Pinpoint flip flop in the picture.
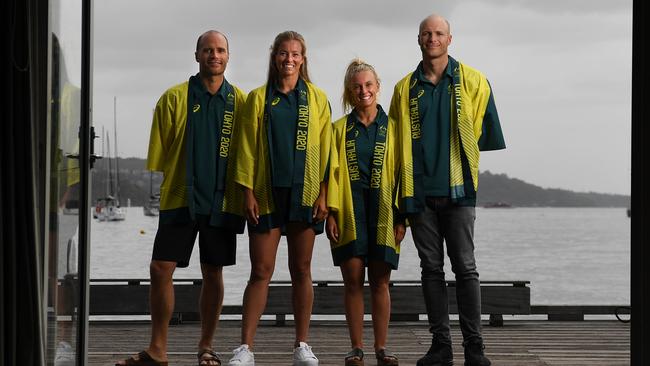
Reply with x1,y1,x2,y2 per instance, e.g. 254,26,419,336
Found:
345,347,364,366
197,348,222,366
115,350,168,366
376,348,398,366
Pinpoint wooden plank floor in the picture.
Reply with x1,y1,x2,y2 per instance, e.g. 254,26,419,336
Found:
90,320,629,365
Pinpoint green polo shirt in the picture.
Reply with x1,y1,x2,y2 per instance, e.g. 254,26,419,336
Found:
350,109,380,189
414,59,505,199
269,78,306,187
413,62,453,197
189,75,227,215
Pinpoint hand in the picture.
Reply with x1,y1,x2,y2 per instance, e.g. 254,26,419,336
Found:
393,223,406,245
326,215,339,243
312,193,328,223
243,188,259,226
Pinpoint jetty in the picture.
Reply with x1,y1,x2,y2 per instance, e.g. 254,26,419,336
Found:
89,319,629,365
77,279,631,365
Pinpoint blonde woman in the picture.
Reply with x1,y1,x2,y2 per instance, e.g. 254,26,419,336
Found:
327,59,405,366
228,31,331,366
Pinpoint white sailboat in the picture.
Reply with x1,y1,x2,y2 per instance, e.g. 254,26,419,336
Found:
143,171,160,217
95,97,126,221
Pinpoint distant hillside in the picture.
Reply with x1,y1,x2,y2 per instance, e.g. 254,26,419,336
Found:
92,158,630,207
477,171,629,207
91,157,161,206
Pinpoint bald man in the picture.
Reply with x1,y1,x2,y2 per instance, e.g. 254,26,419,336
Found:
389,14,505,366
116,30,247,366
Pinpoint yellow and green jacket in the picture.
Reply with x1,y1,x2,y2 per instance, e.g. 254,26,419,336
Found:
389,58,503,212
146,78,247,231
327,110,401,267
233,80,331,231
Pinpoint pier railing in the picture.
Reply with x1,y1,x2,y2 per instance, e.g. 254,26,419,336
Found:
65,278,629,325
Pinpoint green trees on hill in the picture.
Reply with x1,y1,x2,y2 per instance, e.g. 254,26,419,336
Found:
92,158,630,208
477,171,629,207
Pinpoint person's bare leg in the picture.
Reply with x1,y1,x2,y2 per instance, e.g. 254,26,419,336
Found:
368,260,392,352
116,260,176,365
286,223,316,347
240,229,281,348
198,263,224,351
147,260,176,361
340,257,366,350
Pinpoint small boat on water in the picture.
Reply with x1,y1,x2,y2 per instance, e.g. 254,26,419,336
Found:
483,201,513,208
143,193,160,217
143,171,160,217
94,97,126,222
94,195,125,221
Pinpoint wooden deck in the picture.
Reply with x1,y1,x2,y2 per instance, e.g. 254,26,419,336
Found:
89,319,629,365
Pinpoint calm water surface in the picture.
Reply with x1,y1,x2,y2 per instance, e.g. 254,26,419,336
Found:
89,207,630,305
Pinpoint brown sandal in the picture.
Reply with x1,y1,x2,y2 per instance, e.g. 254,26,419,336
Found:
376,348,398,366
345,348,364,366
198,348,222,366
115,350,168,366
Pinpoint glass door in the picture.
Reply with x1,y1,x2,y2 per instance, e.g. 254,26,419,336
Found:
46,0,90,364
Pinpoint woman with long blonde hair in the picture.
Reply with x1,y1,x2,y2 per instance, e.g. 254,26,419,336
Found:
228,31,331,366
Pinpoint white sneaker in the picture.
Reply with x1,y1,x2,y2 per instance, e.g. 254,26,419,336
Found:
293,342,318,366
228,344,255,366
54,341,75,366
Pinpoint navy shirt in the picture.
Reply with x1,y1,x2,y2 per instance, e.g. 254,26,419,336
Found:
189,76,227,214
413,62,453,197
413,58,505,199
350,110,380,189
269,79,306,187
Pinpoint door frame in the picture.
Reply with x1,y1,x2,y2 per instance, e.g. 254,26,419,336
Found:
75,0,93,363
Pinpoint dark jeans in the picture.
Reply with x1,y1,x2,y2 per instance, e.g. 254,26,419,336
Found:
409,197,483,344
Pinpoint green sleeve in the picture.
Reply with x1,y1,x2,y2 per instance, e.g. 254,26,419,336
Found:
478,83,506,151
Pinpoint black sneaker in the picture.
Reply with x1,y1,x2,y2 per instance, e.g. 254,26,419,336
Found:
416,337,453,366
463,341,491,366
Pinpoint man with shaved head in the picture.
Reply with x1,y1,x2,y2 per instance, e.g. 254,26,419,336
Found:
117,30,247,366
389,14,505,366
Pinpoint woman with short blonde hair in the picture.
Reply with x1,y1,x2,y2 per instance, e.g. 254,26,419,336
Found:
327,58,405,366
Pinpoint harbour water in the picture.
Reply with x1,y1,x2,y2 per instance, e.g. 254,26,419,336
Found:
89,207,630,306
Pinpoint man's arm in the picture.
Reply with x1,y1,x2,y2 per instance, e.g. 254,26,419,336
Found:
477,83,506,151
146,92,174,171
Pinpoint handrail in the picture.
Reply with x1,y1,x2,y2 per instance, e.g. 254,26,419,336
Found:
88,278,531,286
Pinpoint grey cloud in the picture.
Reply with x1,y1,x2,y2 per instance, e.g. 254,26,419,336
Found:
486,0,631,14
95,1,457,48
91,0,632,194
449,2,631,47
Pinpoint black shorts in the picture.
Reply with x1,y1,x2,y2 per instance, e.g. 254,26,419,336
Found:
248,187,322,234
271,187,293,228
152,214,236,267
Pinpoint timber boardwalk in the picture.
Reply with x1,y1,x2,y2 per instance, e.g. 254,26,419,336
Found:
84,279,629,364
90,319,629,365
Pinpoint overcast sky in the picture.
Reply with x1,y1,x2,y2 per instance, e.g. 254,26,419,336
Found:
80,0,631,195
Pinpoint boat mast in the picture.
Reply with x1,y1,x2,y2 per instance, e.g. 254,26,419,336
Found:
106,131,113,197
102,126,108,198
113,96,121,204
